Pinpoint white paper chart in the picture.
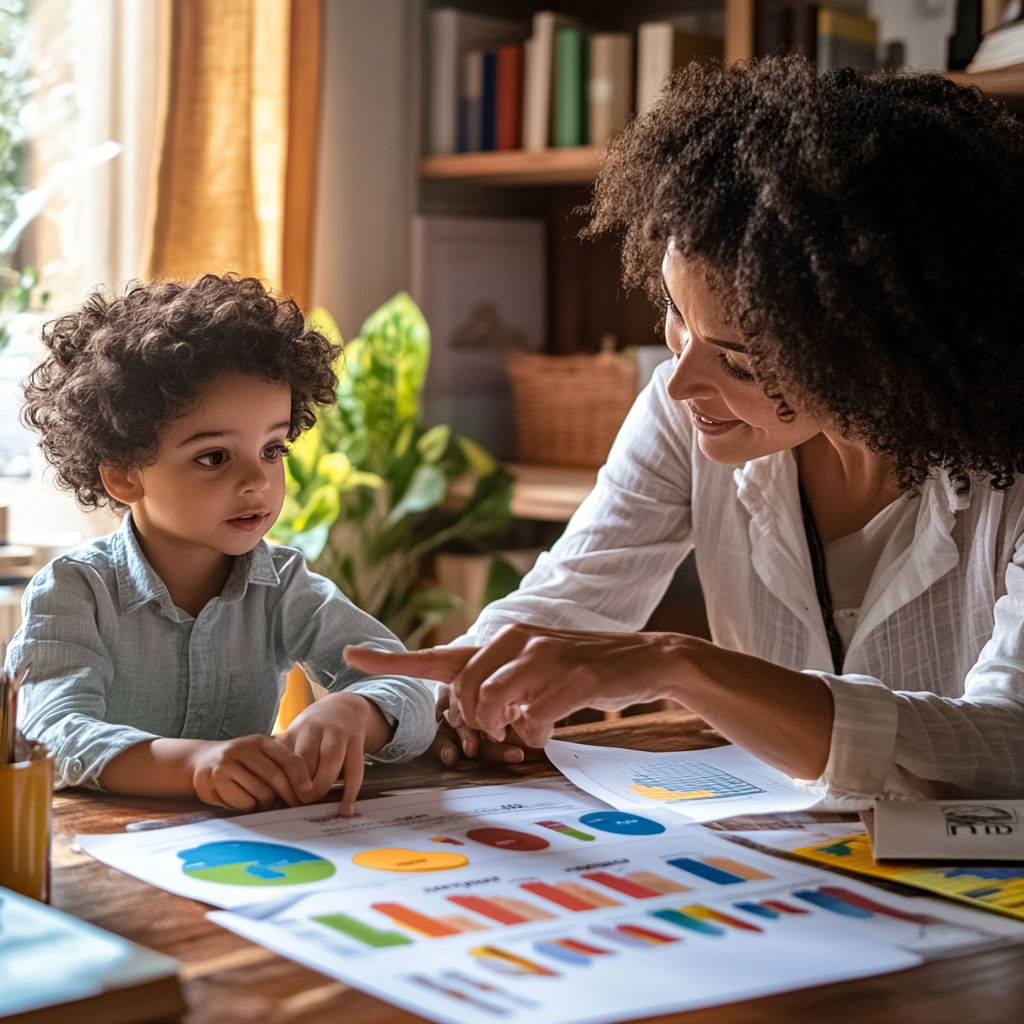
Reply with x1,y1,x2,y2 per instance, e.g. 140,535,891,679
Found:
76,779,1024,1024
545,741,820,822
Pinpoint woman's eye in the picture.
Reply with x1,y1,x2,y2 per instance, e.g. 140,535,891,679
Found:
264,443,291,462
718,350,755,382
196,450,227,467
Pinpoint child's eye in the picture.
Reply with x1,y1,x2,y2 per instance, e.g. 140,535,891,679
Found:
195,450,227,467
264,443,291,462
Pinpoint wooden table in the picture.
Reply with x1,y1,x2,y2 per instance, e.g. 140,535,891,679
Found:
52,712,1024,1024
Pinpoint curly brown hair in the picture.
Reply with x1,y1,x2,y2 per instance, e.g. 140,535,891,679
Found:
23,275,341,511
585,56,1024,491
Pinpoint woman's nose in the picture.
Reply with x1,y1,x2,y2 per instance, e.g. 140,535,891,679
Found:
666,338,716,402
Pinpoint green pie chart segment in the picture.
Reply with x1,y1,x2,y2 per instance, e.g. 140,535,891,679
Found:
178,840,336,886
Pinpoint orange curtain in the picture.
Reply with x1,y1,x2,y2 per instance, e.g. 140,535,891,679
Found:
145,0,322,308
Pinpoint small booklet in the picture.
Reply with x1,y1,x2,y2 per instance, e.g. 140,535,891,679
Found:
869,799,1024,862
0,886,185,1024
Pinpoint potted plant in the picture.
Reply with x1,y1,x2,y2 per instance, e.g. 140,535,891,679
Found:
270,293,518,647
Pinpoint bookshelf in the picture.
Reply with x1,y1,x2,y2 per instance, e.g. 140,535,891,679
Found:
419,145,604,185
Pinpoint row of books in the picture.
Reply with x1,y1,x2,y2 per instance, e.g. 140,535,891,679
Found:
756,3,878,71
428,8,721,155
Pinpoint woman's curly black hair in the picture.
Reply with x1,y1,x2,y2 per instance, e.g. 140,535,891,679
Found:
23,274,341,511
585,56,1024,491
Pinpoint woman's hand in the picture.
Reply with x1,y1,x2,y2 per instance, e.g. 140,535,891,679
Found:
278,692,395,816
347,624,683,748
346,624,835,780
431,685,546,766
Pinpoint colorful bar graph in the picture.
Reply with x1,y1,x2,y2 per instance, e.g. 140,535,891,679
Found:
667,857,746,885
793,889,874,918
734,901,780,920
762,900,808,915
371,902,468,937
649,907,725,936
582,872,662,899
534,937,612,966
438,914,490,933
536,820,595,841
817,886,939,925
520,881,621,912
626,870,691,895
446,895,553,925
470,945,559,977
682,904,763,932
591,923,680,948
314,913,413,948
700,857,774,881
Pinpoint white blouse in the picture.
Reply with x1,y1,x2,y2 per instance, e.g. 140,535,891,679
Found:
462,360,1024,802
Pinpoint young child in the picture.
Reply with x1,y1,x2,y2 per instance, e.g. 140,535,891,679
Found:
5,274,435,815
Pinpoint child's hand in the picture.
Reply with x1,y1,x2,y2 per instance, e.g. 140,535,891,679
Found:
188,735,316,811
278,692,394,816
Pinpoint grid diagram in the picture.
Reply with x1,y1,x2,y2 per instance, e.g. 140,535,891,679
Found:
628,762,766,802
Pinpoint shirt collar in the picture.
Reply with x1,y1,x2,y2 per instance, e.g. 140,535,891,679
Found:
113,512,281,616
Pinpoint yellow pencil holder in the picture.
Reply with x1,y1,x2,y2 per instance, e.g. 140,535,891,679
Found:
0,757,53,902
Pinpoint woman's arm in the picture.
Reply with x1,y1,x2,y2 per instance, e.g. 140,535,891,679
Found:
345,625,835,780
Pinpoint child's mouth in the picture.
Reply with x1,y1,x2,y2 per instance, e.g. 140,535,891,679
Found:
227,512,268,532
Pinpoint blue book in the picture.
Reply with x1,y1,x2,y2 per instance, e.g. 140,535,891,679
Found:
481,49,498,151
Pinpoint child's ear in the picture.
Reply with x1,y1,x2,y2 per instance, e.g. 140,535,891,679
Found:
99,464,144,505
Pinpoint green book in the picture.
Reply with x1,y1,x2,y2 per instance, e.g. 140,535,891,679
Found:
555,28,589,147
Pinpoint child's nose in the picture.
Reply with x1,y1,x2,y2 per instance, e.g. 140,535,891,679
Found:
238,459,271,492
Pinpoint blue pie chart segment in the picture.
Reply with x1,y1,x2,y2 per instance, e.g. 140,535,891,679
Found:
579,811,666,836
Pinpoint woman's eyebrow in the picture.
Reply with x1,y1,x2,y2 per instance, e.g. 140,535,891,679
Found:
660,270,747,353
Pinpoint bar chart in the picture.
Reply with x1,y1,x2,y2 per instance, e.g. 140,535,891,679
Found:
446,895,555,925
520,881,622,912
667,856,775,885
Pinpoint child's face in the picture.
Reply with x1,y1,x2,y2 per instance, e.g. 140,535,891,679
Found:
127,372,292,558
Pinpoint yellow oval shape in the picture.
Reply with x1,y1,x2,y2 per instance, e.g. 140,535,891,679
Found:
352,847,469,873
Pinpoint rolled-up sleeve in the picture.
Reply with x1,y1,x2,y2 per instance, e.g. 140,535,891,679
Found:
274,552,436,761
11,562,158,789
803,549,1024,801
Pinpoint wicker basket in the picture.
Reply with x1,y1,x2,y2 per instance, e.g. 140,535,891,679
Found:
507,349,637,468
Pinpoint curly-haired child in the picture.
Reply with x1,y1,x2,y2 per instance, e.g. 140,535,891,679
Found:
6,274,435,815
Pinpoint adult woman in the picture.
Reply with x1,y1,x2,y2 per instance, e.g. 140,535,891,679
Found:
348,58,1024,801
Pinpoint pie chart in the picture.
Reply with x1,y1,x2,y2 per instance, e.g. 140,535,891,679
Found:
178,840,335,886
466,828,550,851
352,847,470,872
578,811,666,835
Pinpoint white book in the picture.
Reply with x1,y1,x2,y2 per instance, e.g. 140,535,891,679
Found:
589,32,633,148
523,10,575,152
637,22,675,114
871,799,1024,861
429,8,527,155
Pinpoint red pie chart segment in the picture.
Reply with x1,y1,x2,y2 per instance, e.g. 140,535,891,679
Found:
466,828,550,851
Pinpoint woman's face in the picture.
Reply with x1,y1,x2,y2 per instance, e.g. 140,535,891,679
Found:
662,246,826,464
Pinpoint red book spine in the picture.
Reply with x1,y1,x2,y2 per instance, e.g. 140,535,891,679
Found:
496,43,524,150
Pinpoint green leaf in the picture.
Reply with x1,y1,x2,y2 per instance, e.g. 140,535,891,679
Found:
484,558,524,606
291,523,330,562
383,463,446,528
292,484,341,533
458,435,497,477
316,452,352,486
417,424,450,464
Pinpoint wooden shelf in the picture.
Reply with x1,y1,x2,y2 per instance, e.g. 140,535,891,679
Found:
418,146,605,186
446,463,598,522
947,62,1024,107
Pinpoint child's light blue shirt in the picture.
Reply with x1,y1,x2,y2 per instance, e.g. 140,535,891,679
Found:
7,514,436,788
